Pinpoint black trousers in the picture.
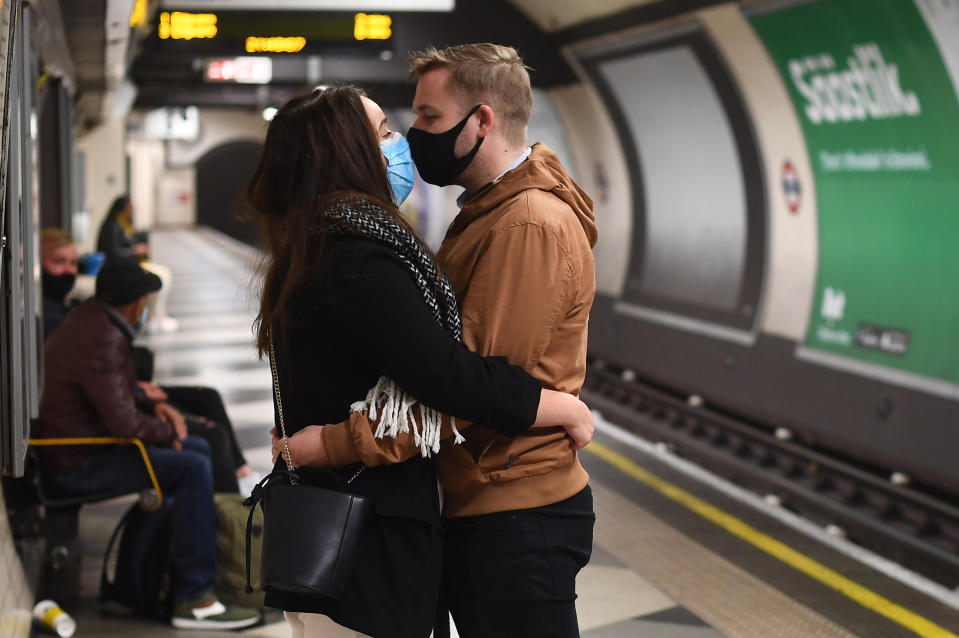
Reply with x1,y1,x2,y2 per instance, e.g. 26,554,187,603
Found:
163,386,246,493
443,486,594,638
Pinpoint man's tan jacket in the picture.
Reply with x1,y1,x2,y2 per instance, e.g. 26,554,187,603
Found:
324,142,598,517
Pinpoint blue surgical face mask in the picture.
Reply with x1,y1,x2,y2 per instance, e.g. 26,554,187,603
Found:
135,304,150,333
380,132,415,205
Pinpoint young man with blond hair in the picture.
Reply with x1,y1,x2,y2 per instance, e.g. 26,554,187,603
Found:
403,42,598,637
40,228,80,339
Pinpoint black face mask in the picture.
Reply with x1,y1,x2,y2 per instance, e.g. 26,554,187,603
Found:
407,104,485,186
42,270,76,302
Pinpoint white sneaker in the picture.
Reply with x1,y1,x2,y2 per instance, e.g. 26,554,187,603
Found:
238,471,264,498
149,316,179,333
171,597,260,630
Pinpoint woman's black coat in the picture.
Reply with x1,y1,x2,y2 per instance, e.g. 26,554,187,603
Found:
265,235,541,637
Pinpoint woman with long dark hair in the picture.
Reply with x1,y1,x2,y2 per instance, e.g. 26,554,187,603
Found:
248,86,592,637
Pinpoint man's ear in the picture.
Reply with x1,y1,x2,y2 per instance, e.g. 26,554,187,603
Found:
476,104,495,137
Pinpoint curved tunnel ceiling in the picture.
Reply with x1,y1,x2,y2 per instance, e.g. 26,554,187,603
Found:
510,0,661,31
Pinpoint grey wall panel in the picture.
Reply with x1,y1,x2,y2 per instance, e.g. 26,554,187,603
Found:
598,45,746,311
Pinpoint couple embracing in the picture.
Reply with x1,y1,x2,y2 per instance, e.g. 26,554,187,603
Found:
249,43,598,638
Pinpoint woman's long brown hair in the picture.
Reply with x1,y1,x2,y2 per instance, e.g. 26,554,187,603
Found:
247,85,411,358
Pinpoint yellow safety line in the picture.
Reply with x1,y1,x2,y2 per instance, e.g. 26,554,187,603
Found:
585,441,959,638
30,437,163,509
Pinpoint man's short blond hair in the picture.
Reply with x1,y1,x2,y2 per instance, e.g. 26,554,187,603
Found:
41,228,74,254
410,43,532,146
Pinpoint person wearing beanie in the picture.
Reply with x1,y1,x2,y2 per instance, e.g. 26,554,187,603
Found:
34,260,260,630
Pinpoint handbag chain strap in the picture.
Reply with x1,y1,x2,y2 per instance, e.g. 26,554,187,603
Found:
268,336,365,485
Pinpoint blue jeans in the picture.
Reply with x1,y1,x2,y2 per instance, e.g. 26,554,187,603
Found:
51,436,217,603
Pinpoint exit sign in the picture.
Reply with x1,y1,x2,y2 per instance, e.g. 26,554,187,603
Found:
205,57,272,83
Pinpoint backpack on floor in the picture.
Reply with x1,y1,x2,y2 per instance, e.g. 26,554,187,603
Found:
214,493,265,608
100,499,175,620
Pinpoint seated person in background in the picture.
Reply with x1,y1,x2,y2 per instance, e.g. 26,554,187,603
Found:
97,195,177,333
33,261,260,630
41,227,258,494
40,228,78,340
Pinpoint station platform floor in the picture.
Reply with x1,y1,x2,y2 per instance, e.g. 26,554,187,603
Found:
32,227,959,638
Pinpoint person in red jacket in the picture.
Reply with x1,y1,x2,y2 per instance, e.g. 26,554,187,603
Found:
33,261,260,631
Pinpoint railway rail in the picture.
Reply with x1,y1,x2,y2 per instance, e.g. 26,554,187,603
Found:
581,358,959,589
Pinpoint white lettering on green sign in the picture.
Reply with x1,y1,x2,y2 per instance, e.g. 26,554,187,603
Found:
789,43,920,124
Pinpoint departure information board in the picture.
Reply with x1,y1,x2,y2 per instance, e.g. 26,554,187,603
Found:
151,10,392,55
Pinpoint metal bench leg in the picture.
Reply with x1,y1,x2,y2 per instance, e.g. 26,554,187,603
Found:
44,505,80,570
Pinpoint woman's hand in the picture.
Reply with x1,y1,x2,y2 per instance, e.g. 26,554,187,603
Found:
536,390,594,450
271,425,332,468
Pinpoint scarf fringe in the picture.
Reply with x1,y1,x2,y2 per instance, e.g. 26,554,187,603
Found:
350,376,464,457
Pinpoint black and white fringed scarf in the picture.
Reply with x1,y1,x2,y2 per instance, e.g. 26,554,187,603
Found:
321,197,464,456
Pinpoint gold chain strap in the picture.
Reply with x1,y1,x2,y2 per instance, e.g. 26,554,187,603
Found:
268,336,364,484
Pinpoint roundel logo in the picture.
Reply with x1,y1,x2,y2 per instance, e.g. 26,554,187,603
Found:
782,161,801,213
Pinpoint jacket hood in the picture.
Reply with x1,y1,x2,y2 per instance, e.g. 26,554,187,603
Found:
452,143,598,247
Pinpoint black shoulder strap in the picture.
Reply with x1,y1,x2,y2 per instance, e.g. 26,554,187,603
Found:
99,504,139,600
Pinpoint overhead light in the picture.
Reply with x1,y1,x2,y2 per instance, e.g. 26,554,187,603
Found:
246,36,307,53
159,12,218,40
354,13,391,40
130,0,149,27
263,107,278,121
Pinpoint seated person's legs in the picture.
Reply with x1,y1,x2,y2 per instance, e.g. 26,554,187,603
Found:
135,382,256,492
162,386,248,471
163,386,258,489
184,416,239,493
49,436,217,605
140,261,177,332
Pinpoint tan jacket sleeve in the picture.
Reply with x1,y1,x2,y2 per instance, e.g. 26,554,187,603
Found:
323,412,469,467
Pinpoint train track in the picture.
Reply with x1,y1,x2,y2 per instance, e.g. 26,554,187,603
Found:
581,359,959,589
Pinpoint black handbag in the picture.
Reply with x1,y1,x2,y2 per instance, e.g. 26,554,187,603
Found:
243,340,372,599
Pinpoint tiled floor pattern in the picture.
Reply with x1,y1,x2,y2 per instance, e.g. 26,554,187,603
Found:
36,228,728,637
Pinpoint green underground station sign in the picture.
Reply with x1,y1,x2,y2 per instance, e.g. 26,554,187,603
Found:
752,0,959,388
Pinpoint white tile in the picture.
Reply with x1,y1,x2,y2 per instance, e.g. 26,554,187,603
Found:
170,313,256,331
242,620,293,637
136,325,256,348
153,345,261,367
244,445,275,473
228,400,276,427
153,366,272,392
576,564,675,631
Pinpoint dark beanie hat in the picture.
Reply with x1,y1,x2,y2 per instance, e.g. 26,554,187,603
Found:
95,260,162,306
